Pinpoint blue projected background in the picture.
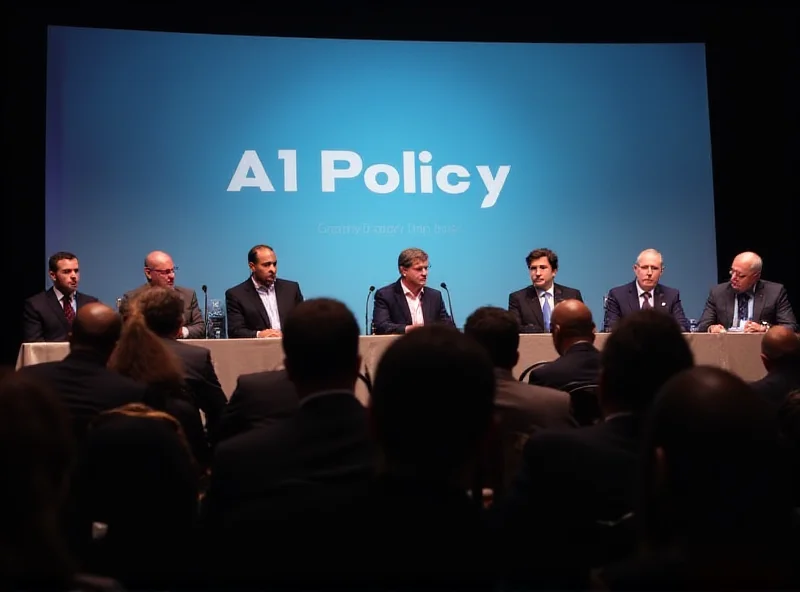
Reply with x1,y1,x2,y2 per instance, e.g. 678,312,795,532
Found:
45,26,717,331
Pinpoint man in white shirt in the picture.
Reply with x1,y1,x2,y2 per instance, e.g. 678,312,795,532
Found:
372,247,454,335
225,244,304,339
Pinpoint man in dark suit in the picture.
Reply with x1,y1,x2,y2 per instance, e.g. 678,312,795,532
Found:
603,248,690,332
697,251,798,333
120,250,204,339
215,369,299,443
202,298,375,588
18,301,146,442
225,244,304,339
495,310,695,589
465,306,576,492
508,248,582,333
22,251,99,342
749,325,800,409
528,299,602,391
134,286,227,444
372,247,454,335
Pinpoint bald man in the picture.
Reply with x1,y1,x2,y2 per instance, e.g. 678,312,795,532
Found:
120,250,205,338
697,251,797,333
603,249,690,332
17,302,147,441
749,325,800,408
527,299,602,391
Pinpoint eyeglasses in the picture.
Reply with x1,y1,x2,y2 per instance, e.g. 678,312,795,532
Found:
729,269,751,279
148,267,179,276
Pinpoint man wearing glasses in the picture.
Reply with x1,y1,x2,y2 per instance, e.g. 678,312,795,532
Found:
696,251,797,333
372,247,454,335
120,250,205,339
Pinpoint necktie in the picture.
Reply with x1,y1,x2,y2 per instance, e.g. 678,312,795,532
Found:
542,292,552,330
641,292,652,309
737,292,750,325
63,297,75,324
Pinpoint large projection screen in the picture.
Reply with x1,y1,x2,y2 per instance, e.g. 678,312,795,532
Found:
46,27,716,331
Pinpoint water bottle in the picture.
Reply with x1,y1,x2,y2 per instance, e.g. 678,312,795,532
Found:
689,318,698,333
207,299,226,339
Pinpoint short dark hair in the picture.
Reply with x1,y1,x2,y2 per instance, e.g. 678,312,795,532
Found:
600,309,693,413
133,287,184,337
398,248,428,269
282,298,360,383
48,251,78,273
248,245,275,265
371,325,495,472
525,248,558,270
464,306,519,369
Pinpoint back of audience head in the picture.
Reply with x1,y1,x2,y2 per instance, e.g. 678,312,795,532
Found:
282,298,361,396
550,299,596,354
129,286,184,338
760,325,800,371
0,370,75,585
640,366,791,551
464,306,519,370
69,302,123,360
92,403,193,460
600,309,693,416
107,292,185,398
370,325,495,484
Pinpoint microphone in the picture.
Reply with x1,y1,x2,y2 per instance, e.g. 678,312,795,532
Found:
201,284,208,339
365,285,375,335
440,282,456,327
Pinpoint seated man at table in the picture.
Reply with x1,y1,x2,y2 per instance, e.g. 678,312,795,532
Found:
22,251,99,342
120,250,205,339
697,251,798,333
508,248,583,333
225,244,304,339
372,247,454,335
603,248,690,332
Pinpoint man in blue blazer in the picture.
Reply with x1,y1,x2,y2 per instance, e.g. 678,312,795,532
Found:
603,249,690,332
372,248,454,335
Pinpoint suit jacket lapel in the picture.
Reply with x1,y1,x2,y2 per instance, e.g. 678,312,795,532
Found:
422,288,437,323
722,285,735,328
246,280,272,328
626,282,639,314
46,288,71,333
274,280,292,325
653,285,667,310
75,292,89,310
553,284,564,305
526,286,545,327
752,281,765,322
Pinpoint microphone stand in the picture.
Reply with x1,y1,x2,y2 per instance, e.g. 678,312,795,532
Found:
440,282,456,327
201,284,208,339
365,286,375,335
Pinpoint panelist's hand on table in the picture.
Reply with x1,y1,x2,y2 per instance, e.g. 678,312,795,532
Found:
257,329,282,338
708,321,767,334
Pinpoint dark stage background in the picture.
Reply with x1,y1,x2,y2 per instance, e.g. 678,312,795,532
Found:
3,4,798,364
